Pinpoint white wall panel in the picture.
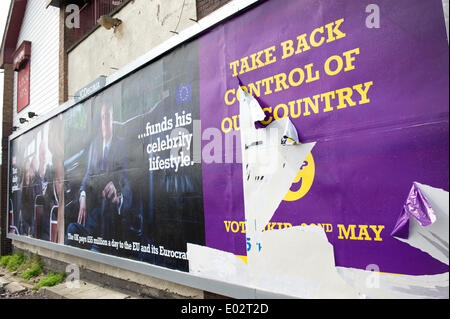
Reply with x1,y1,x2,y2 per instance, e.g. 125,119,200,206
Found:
13,0,59,128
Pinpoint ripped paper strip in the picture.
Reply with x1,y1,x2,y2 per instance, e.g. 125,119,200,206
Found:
188,88,360,298
188,226,360,298
337,267,449,299
238,88,358,297
237,87,314,234
391,183,436,238
280,116,299,145
392,182,449,266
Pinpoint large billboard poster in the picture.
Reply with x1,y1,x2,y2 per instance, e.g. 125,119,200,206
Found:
8,0,449,298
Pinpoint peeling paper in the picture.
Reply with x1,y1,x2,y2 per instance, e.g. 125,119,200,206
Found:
391,182,436,238
238,87,315,234
189,90,449,299
187,243,250,286
237,88,356,297
188,226,360,298
337,267,449,299
392,182,449,266
187,89,449,298
250,226,359,298
188,88,360,298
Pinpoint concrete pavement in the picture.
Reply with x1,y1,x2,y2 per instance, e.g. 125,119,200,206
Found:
0,267,141,299
39,280,137,299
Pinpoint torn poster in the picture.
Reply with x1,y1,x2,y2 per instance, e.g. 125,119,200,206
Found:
237,87,315,234
337,266,449,299
238,88,359,297
188,226,361,298
188,88,360,298
392,182,449,266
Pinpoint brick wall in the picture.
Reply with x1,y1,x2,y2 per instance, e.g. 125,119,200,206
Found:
196,0,231,20
0,63,14,255
59,6,71,104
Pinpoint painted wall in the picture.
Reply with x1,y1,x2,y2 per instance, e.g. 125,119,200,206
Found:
12,1,60,128
68,0,197,97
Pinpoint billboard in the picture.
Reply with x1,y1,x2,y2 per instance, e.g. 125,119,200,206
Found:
8,0,449,298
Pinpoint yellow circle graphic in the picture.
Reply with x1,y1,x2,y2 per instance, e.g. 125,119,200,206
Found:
283,152,315,201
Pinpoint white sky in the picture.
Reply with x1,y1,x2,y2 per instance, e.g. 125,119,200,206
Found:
0,0,12,165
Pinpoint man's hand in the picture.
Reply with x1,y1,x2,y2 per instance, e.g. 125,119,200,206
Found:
102,181,121,205
77,196,86,226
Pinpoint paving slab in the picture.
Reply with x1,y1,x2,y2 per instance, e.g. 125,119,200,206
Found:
2,267,139,299
5,282,27,294
40,280,134,299
0,277,10,288
19,281,35,290
40,286,73,299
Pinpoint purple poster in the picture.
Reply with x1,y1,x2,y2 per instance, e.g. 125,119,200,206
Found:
199,0,448,277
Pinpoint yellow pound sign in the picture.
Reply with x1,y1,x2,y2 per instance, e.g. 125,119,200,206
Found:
283,152,315,201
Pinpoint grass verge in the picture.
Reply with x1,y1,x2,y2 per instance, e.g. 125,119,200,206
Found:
1,252,24,271
34,271,67,290
1,252,65,289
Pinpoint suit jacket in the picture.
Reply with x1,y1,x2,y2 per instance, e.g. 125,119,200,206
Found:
32,165,56,240
81,134,132,215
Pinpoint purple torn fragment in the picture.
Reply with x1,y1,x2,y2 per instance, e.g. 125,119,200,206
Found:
391,182,437,239
391,207,410,239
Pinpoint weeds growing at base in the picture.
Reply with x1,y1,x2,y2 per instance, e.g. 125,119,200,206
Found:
0,252,65,289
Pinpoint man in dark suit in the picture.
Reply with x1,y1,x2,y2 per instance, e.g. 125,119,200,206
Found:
32,137,56,241
67,102,132,253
